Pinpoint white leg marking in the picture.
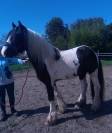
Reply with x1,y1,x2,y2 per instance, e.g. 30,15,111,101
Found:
77,77,87,106
45,101,57,125
1,46,8,57
90,69,101,111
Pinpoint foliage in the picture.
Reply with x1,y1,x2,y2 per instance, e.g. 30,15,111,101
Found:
45,17,112,52
100,24,112,52
70,17,105,51
45,17,70,50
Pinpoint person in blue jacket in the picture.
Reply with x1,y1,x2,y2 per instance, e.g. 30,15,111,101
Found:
0,56,27,121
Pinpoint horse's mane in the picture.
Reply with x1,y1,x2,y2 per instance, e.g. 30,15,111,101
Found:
27,29,60,61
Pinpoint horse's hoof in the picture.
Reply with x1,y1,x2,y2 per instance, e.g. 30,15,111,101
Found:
44,119,56,126
57,102,66,114
45,112,57,126
58,107,65,114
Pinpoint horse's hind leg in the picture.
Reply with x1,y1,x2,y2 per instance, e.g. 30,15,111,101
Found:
76,76,87,107
54,83,66,114
90,69,101,111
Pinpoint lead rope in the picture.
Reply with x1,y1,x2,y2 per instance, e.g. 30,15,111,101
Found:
14,62,30,107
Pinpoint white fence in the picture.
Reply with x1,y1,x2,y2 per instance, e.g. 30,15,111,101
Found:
97,53,112,59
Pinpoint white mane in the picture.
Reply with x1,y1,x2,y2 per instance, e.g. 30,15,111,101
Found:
27,28,55,60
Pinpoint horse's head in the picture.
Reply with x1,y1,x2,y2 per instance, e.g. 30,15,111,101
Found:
1,21,27,57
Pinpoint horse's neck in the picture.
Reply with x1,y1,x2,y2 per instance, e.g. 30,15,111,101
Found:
27,30,55,60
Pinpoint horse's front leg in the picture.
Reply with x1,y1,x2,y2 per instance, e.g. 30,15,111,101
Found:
76,76,87,107
45,83,57,125
54,82,66,114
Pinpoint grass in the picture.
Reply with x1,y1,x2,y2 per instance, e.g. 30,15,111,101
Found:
101,60,112,66
10,63,32,71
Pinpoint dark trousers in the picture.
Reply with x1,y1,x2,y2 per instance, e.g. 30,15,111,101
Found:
0,82,15,114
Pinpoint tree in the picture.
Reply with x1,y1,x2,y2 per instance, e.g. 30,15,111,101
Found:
55,35,67,49
100,23,112,52
45,17,112,52
45,17,70,50
70,17,105,51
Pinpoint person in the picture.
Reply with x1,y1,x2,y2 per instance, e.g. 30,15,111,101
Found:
0,56,27,121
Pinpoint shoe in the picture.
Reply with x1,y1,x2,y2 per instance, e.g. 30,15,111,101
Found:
0,113,7,121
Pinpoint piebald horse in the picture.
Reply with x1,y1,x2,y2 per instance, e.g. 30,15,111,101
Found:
1,22,104,125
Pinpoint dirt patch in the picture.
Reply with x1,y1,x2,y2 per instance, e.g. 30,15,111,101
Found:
0,66,112,133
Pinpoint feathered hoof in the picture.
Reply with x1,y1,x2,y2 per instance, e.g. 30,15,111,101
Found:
57,101,66,114
44,112,57,126
58,107,65,114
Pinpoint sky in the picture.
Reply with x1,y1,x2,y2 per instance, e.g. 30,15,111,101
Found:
0,0,112,37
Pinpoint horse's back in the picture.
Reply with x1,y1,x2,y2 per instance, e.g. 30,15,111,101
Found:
60,45,98,75
60,47,79,63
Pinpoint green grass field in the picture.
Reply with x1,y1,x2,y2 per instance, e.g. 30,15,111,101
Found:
10,63,32,71
101,60,112,66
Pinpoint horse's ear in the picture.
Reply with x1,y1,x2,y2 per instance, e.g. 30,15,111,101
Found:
18,21,23,26
18,21,26,30
12,22,16,28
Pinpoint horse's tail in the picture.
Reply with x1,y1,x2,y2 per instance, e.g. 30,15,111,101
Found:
98,59,105,102
90,58,105,102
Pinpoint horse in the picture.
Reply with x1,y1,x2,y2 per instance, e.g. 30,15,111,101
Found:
1,21,105,125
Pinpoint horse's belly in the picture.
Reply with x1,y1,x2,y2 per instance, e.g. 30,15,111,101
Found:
46,58,79,80
54,65,75,79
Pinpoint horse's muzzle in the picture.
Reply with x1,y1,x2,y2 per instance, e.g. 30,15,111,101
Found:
1,43,18,57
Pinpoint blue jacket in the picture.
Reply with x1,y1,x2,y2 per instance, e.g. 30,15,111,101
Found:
0,57,24,85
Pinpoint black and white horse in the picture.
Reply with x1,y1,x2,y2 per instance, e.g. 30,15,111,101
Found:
1,22,104,125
